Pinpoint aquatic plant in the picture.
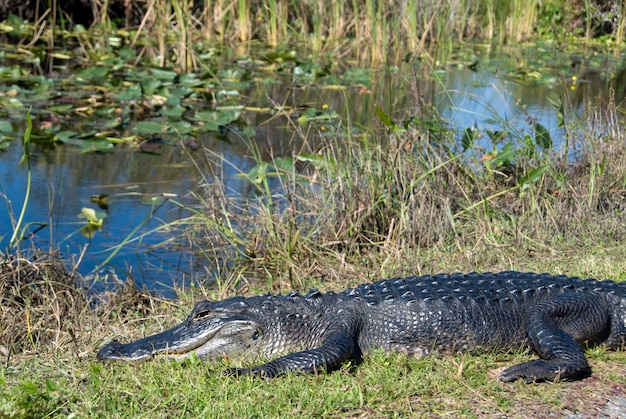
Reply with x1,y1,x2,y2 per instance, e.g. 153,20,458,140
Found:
5,108,35,253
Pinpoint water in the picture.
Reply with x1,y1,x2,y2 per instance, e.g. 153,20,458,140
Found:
0,56,621,295
1,142,197,293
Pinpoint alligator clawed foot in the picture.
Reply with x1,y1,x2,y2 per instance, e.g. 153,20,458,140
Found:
499,361,550,383
498,360,591,383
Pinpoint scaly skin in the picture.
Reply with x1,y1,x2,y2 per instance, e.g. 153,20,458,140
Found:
97,271,626,382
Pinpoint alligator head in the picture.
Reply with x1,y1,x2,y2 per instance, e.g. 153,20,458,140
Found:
97,297,262,362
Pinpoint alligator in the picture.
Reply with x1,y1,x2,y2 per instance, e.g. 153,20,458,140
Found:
97,271,626,383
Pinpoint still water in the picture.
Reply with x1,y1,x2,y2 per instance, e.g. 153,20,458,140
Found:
0,56,622,295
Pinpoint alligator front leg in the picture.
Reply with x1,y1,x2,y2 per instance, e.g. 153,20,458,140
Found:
226,331,356,378
499,293,611,383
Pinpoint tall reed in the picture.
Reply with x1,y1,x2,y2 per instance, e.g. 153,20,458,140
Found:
19,1,615,66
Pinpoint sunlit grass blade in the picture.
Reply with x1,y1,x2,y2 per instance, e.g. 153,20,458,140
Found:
8,108,33,253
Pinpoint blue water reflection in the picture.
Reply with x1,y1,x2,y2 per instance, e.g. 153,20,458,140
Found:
0,63,618,295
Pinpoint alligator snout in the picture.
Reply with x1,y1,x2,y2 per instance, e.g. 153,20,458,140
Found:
97,340,155,362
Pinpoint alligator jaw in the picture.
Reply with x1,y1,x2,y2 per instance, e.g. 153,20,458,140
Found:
96,317,258,362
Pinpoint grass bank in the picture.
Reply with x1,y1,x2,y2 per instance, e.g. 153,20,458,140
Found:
2,86,626,416
1,246,626,417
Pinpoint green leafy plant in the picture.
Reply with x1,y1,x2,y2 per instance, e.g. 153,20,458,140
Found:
77,207,107,238
7,108,33,253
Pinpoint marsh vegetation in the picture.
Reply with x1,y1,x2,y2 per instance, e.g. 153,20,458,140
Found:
1,1,626,417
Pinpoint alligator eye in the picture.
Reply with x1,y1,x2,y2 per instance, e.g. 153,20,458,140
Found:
192,309,212,321
251,331,260,340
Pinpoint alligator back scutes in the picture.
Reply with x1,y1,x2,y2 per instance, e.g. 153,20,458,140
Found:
258,272,623,311
258,288,340,313
338,271,624,307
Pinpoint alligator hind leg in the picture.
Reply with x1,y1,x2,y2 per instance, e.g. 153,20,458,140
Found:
499,293,611,383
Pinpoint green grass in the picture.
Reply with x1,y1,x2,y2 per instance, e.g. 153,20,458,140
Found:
3,241,626,417
2,309,626,417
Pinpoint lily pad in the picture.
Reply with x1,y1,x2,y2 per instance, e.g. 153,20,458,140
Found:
166,86,195,104
163,105,185,119
133,121,168,135
54,130,79,143
150,68,178,82
0,120,12,134
48,104,74,114
114,84,142,101
0,137,10,151
169,120,193,134
141,77,162,96
75,66,110,84
191,109,240,132
79,139,115,153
